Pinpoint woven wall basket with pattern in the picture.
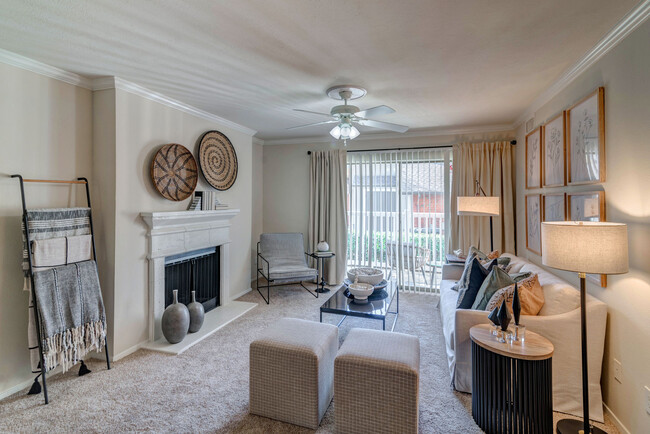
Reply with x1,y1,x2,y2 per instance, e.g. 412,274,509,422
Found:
150,143,198,201
198,130,238,191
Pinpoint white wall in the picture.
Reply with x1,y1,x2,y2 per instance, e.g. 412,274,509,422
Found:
514,19,650,433
0,62,93,396
251,141,264,282
106,88,254,358
263,130,515,243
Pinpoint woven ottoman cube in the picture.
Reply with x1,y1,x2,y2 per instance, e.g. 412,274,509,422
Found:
249,317,338,429
335,328,420,434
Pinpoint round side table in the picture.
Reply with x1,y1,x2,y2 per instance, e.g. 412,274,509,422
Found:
470,324,554,434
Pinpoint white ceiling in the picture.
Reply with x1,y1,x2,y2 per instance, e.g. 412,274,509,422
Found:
0,0,639,140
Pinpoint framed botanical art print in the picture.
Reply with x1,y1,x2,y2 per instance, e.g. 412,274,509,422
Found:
542,193,565,222
525,127,542,189
567,87,605,185
568,191,607,286
525,194,542,255
568,191,605,222
542,112,566,187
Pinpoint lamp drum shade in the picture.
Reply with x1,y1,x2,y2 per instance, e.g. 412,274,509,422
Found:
457,196,500,216
541,221,628,274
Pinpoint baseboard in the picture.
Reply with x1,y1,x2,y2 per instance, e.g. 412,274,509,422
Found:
230,286,252,301
603,403,631,434
0,365,63,401
112,341,146,362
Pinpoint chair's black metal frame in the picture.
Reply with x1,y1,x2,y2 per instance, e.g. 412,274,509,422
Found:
12,175,111,405
256,242,319,304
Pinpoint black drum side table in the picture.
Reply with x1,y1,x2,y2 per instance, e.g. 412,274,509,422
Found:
470,324,554,434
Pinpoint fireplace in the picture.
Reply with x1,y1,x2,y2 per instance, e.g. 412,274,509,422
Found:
165,247,220,312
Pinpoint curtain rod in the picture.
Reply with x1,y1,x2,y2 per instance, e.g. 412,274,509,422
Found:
307,140,516,154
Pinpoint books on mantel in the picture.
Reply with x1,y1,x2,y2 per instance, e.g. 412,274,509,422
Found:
194,191,228,211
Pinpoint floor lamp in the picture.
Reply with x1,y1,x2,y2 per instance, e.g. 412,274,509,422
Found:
457,180,500,251
541,221,628,434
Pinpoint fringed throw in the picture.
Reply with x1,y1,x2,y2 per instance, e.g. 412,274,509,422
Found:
33,261,106,373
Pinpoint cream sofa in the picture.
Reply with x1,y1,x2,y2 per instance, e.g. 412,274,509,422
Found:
439,253,607,422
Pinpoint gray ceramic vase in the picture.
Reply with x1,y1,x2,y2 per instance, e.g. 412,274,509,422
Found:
161,289,190,344
187,290,205,333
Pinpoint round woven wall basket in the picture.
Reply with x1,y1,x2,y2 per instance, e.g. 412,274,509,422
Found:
198,130,238,191
150,143,198,201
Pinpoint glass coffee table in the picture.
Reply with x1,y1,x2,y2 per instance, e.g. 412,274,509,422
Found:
319,280,399,331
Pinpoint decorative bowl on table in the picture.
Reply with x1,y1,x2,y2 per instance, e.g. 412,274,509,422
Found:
346,267,384,285
348,282,374,300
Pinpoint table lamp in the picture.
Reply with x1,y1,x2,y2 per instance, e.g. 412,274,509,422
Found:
541,221,628,434
457,180,500,251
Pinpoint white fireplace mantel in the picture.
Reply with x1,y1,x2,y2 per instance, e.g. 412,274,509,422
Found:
139,209,256,354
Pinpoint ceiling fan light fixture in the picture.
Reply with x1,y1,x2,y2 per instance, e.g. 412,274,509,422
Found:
340,123,352,139
329,125,341,139
349,125,360,139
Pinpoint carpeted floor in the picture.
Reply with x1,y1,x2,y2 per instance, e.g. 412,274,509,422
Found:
0,284,617,433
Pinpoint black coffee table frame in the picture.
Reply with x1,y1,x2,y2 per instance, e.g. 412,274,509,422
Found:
319,280,399,331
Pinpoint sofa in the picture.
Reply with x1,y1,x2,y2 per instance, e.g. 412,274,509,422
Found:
439,253,607,422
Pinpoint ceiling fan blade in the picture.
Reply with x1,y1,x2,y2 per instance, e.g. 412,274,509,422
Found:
287,120,337,130
293,109,333,118
357,118,409,133
354,105,395,118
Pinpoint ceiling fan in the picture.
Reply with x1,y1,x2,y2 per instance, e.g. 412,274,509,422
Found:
288,85,409,144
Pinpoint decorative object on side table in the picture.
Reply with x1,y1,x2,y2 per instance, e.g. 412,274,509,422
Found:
496,299,511,343
151,144,198,201
510,283,525,342
457,179,500,251
161,289,190,344
187,290,204,333
316,240,329,252
198,130,238,191
470,324,554,434
542,221,628,434
487,305,500,336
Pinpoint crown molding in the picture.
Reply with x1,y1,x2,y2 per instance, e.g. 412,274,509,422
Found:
513,0,650,127
261,123,514,146
91,77,257,136
0,48,93,89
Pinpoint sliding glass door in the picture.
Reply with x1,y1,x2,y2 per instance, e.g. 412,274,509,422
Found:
347,148,452,293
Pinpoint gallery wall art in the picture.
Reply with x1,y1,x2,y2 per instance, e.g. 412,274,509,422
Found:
151,144,198,201
525,194,542,255
525,127,541,189
542,193,565,222
198,130,238,191
567,87,605,185
542,112,566,187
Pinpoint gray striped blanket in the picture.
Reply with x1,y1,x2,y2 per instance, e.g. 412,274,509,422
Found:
22,208,91,286
22,208,92,371
33,261,106,372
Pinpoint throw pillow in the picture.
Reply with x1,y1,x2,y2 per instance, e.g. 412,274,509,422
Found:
487,250,500,260
509,271,533,282
471,266,516,310
451,246,489,291
485,274,545,316
456,257,490,309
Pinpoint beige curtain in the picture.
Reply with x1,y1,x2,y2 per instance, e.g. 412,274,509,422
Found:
449,141,515,254
309,150,348,284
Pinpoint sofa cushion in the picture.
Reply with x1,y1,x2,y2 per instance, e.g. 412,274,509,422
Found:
471,266,515,310
456,258,491,309
538,284,580,316
485,274,545,316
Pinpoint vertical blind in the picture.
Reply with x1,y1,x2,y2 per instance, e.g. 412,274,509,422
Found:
347,148,452,293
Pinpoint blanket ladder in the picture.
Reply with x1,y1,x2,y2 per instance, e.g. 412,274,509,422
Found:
12,175,111,405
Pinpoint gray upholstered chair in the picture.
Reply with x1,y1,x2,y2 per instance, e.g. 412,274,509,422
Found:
256,233,318,304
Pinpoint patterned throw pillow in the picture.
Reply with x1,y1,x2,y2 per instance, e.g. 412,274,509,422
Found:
485,274,545,316
487,250,500,260
471,266,516,310
456,257,492,309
